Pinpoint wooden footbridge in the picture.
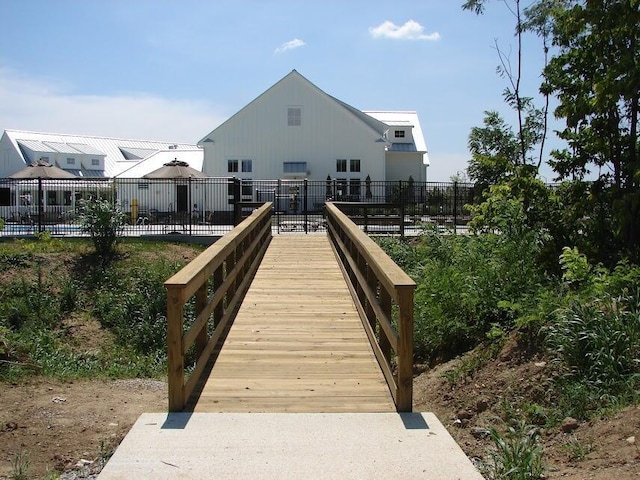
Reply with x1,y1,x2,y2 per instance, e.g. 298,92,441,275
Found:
164,202,416,413
99,202,486,479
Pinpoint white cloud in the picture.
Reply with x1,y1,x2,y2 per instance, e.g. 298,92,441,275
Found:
369,20,440,41
0,67,225,143
274,38,306,54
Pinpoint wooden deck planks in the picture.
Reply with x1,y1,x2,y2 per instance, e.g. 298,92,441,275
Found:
193,235,396,413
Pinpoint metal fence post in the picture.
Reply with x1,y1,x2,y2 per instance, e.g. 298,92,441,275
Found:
453,181,458,235
399,180,405,238
188,176,193,236
37,178,43,234
303,179,308,234
277,179,281,234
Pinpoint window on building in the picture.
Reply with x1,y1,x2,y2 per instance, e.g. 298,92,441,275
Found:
241,159,252,173
241,179,253,197
283,162,307,174
0,188,10,207
47,191,58,205
350,159,361,172
63,191,72,206
91,158,100,166
67,157,76,165
395,130,405,138
336,159,347,172
288,107,301,126
350,179,361,198
138,182,149,190
228,159,239,173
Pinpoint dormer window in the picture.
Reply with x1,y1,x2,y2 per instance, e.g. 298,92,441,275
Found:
394,130,405,138
67,157,76,165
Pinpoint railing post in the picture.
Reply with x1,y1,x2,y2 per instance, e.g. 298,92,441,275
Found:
396,286,414,412
167,287,185,411
365,265,377,332
194,281,208,358
213,264,224,328
364,205,369,234
379,288,392,364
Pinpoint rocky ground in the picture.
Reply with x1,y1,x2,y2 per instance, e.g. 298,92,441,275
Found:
413,341,640,479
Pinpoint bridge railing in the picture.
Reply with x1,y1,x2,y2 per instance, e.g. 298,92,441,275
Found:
164,202,273,411
325,202,416,412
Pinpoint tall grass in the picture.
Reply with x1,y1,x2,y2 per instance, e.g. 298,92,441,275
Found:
0,238,201,381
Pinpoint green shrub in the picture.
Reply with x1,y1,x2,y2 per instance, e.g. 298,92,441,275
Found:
391,231,544,362
78,198,126,258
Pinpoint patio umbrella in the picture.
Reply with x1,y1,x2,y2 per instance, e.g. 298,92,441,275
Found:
8,160,77,179
365,175,372,199
143,159,207,179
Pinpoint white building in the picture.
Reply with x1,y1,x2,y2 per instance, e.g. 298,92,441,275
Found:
0,129,202,178
0,130,203,221
198,70,429,191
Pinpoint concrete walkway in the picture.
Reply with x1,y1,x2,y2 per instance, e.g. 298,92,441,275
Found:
98,412,484,479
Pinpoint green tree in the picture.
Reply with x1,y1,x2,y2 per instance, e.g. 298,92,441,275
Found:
467,110,520,193
544,0,640,261
463,0,550,174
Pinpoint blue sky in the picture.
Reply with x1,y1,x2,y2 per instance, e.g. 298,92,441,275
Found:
0,0,558,181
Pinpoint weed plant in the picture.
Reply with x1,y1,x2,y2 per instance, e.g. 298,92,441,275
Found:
480,423,545,480
11,450,29,480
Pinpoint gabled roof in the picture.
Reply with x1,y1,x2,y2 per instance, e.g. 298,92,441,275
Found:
199,70,390,144
4,129,202,177
197,71,429,167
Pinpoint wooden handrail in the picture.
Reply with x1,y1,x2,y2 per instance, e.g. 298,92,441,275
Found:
330,202,405,237
325,202,416,412
165,202,272,411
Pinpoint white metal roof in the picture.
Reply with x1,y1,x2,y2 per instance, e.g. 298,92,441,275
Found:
17,139,58,153
42,141,86,155
67,142,107,156
364,111,429,166
4,129,202,177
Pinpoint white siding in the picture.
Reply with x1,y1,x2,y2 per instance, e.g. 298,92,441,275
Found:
385,152,426,182
202,71,387,182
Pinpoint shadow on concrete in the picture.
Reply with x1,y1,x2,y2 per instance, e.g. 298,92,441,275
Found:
399,412,429,430
161,412,193,430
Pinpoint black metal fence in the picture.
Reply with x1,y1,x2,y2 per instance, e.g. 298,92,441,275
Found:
0,177,479,237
